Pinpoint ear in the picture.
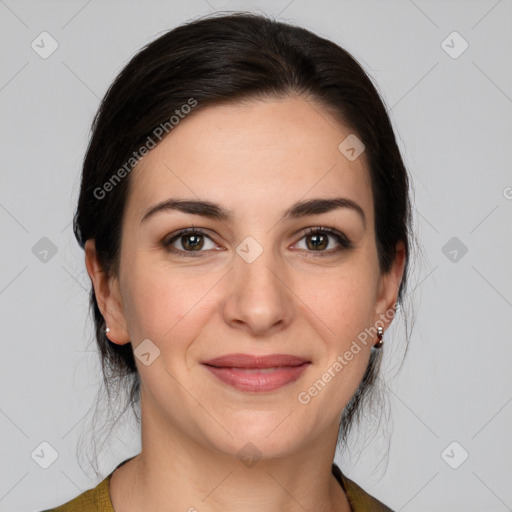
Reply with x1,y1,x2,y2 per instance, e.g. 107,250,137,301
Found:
373,240,406,330
84,239,130,345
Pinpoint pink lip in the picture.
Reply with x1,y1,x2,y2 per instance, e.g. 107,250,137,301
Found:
202,353,309,368
202,353,311,392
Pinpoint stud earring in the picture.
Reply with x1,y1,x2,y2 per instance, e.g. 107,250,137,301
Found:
105,327,111,335
374,326,384,349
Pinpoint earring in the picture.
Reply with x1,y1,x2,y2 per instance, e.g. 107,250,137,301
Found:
105,327,111,335
374,326,384,349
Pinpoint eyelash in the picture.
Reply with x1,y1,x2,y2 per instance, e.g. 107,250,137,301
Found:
162,226,353,258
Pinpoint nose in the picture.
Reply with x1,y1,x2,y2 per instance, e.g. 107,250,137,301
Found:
222,245,294,337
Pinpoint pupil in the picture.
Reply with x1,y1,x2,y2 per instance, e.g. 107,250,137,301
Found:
183,234,203,250
308,234,327,250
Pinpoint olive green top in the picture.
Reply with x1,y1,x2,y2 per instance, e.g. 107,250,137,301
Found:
42,459,393,511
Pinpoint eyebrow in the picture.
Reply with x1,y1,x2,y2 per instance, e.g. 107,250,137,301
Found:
141,197,366,227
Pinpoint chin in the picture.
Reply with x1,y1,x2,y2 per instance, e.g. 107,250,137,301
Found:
201,417,309,462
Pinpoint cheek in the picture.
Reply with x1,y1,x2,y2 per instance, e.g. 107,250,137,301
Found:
298,275,377,407
121,255,223,351
295,263,379,339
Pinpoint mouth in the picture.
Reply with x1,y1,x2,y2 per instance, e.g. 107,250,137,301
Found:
201,353,311,392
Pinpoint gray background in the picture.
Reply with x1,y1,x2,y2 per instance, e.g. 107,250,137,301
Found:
1,0,511,510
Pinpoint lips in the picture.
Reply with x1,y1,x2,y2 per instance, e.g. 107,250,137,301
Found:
202,353,311,392
202,353,310,369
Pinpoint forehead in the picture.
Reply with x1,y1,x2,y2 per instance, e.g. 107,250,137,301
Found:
126,95,373,223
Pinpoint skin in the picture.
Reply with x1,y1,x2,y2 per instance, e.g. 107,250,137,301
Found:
85,95,405,512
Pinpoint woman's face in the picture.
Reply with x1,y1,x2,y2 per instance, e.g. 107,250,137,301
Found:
90,95,404,458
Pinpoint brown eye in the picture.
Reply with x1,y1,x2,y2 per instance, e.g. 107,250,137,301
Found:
180,233,204,251
294,227,353,255
164,228,219,256
305,232,329,251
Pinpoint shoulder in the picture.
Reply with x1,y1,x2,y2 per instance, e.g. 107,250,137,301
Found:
39,456,138,511
39,473,113,512
332,463,395,512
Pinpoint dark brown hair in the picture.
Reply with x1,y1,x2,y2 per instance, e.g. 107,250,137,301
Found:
73,12,414,474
